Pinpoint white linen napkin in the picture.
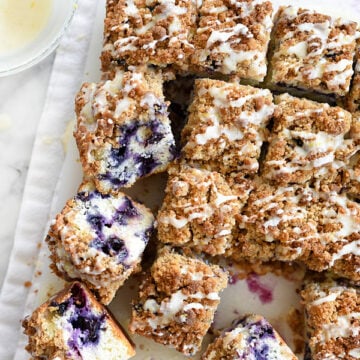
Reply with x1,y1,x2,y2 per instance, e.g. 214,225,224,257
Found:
0,0,99,358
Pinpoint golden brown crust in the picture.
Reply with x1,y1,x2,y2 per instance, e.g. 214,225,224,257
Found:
270,6,357,97
191,0,273,81
157,162,242,256
262,93,355,187
101,0,196,73
129,247,228,356
301,278,360,360
182,79,274,177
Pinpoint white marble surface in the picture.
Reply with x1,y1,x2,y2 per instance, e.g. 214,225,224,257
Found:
0,56,54,288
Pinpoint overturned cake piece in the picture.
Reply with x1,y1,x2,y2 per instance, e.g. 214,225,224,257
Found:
157,163,242,256
101,0,196,73
301,277,360,360
182,79,274,177
74,67,176,193
262,93,355,187
23,282,135,360
191,0,273,82
129,247,228,356
269,6,357,100
46,182,154,304
202,314,297,360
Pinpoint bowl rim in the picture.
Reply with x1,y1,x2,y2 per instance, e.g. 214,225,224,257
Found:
0,0,79,77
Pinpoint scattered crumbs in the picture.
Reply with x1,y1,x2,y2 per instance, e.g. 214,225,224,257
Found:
287,307,305,355
61,118,75,153
37,242,42,249
139,344,145,350
34,289,38,294
35,271,42,277
24,281,32,288
0,113,12,131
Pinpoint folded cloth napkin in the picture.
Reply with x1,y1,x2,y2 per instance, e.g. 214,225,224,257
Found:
0,0,99,358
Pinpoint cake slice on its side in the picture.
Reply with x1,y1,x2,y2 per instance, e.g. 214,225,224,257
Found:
74,66,176,193
301,276,360,360
23,281,135,360
202,314,297,360
129,247,228,356
46,181,154,304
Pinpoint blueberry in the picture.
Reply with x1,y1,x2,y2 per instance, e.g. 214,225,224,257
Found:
137,154,160,176
109,145,127,167
87,214,105,233
252,343,270,360
50,300,69,316
99,235,128,261
113,197,139,225
70,314,104,345
70,283,87,309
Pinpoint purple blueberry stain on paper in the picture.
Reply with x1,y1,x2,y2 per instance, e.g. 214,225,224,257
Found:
246,273,273,304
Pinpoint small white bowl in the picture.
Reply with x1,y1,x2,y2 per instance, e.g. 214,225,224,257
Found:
0,0,78,77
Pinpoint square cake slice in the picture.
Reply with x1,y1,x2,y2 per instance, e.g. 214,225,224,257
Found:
301,277,360,360
235,181,360,282
23,282,135,360
306,191,360,281
101,0,196,72
269,6,357,99
234,182,317,263
129,247,228,356
74,67,176,193
202,314,297,359
157,163,242,256
182,79,274,177
191,0,273,82
262,93,355,187
46,181,154,305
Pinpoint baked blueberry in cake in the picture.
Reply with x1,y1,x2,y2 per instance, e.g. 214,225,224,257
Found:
101,0,197,73
74,66,176,193
46,181,154,304
301,276,360,360
129,247,228,356
202,314,297,359
191,0,273,82
22,281,135,360
269,6,357,100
